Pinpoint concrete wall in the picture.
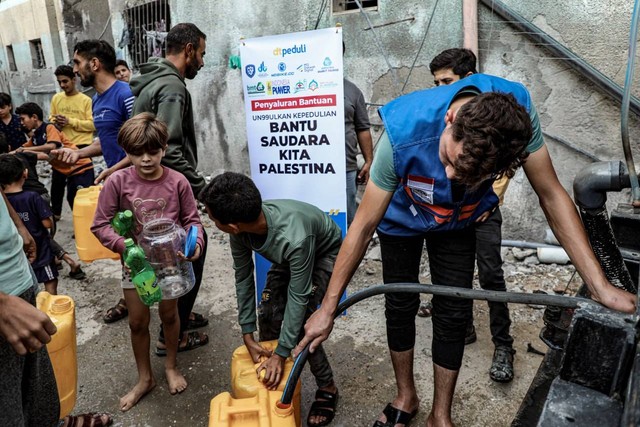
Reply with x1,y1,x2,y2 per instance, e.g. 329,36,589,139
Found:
0,0,66,111
479,1,640,239
100,0,640,240
62,0,114,55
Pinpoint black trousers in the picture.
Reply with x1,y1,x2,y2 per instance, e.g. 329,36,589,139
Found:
0,287,60,427
258,261,334,388
50,168,95,216
474,207,513,348
379,227,476,371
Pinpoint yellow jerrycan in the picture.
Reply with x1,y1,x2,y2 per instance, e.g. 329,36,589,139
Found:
36,292,77,419
230,340,301,426
209,389,296,427
73,186,119,262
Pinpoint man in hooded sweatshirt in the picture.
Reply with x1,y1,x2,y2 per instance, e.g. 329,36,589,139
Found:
129,22,210,355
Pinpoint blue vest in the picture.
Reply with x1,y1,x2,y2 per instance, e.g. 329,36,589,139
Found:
378,74,531,236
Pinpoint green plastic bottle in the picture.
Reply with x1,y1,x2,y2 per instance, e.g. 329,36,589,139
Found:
111,210,134,238
123,238,162,306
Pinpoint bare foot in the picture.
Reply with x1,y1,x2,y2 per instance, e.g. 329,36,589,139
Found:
120,378,156,411
427,412,455,427
166,367,188,395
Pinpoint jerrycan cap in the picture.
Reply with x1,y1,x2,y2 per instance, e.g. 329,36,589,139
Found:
123,210,133,219
275,400,293,417
184,225,198,258
51,297,73,314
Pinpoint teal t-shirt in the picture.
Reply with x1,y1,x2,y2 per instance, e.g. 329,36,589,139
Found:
0,196,35,296
371,101,544,192
230,200,342,358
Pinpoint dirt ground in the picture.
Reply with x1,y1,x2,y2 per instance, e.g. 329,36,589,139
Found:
51,209,581,427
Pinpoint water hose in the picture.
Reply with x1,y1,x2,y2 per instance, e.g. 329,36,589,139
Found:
573,161,638,293
279,282,594,405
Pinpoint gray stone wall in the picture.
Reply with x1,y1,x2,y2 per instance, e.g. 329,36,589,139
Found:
479,1,640,239
103,0,640,240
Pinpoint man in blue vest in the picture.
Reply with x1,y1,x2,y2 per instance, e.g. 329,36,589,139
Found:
417,48,518,385
296,74,635,427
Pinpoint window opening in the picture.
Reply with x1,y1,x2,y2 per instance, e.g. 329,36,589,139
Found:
6,45,16,71
29,39,45,69
333,0,378,14
121,0,171,69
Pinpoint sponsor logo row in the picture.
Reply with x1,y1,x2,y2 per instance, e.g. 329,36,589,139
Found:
246,79,339,97
245,56,339,79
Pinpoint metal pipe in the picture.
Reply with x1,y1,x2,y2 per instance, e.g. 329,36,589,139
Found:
280,283,595,404
621,0,640,202
463,0,478,59
542,131,600,162
573,161,629,210
502,239,640,262
502,239,557,250
479,0,640,117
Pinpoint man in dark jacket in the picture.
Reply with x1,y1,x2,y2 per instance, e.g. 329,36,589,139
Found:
130,22,209,355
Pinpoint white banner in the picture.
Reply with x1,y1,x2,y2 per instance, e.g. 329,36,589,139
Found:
240,27,346,300
240,27,346,225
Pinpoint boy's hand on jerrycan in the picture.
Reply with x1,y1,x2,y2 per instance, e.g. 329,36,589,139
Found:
243,333,286,390
257,354,286,390
243,333,272,363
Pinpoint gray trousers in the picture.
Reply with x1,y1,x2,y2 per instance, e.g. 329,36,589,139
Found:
0,287,60,427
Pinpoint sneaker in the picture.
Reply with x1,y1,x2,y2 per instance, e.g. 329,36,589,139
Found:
465,323,477,345
490,345,516,383
417,301,433,318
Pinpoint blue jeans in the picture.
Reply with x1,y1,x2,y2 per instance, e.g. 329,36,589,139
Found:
346,170,358,227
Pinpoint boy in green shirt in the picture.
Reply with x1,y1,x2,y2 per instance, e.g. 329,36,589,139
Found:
199,172,340,427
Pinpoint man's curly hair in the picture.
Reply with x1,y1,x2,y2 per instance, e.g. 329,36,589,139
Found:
450,92,532,189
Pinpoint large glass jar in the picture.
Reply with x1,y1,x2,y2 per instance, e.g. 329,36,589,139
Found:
139,218,195,299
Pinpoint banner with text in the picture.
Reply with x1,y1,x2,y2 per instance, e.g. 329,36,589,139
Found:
240,27,346,298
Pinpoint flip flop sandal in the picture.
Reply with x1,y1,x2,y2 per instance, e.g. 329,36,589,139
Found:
103,298,128,324
62,412,113,427
69,267,87,280
186,311,209,330
155,331,209,356
372,403,418,427
307,389,338,427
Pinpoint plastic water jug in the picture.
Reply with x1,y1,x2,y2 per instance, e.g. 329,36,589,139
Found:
230,340,301,426
36,292,77,419
73,186,119,262
209,389,297,427
138,218,195,299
